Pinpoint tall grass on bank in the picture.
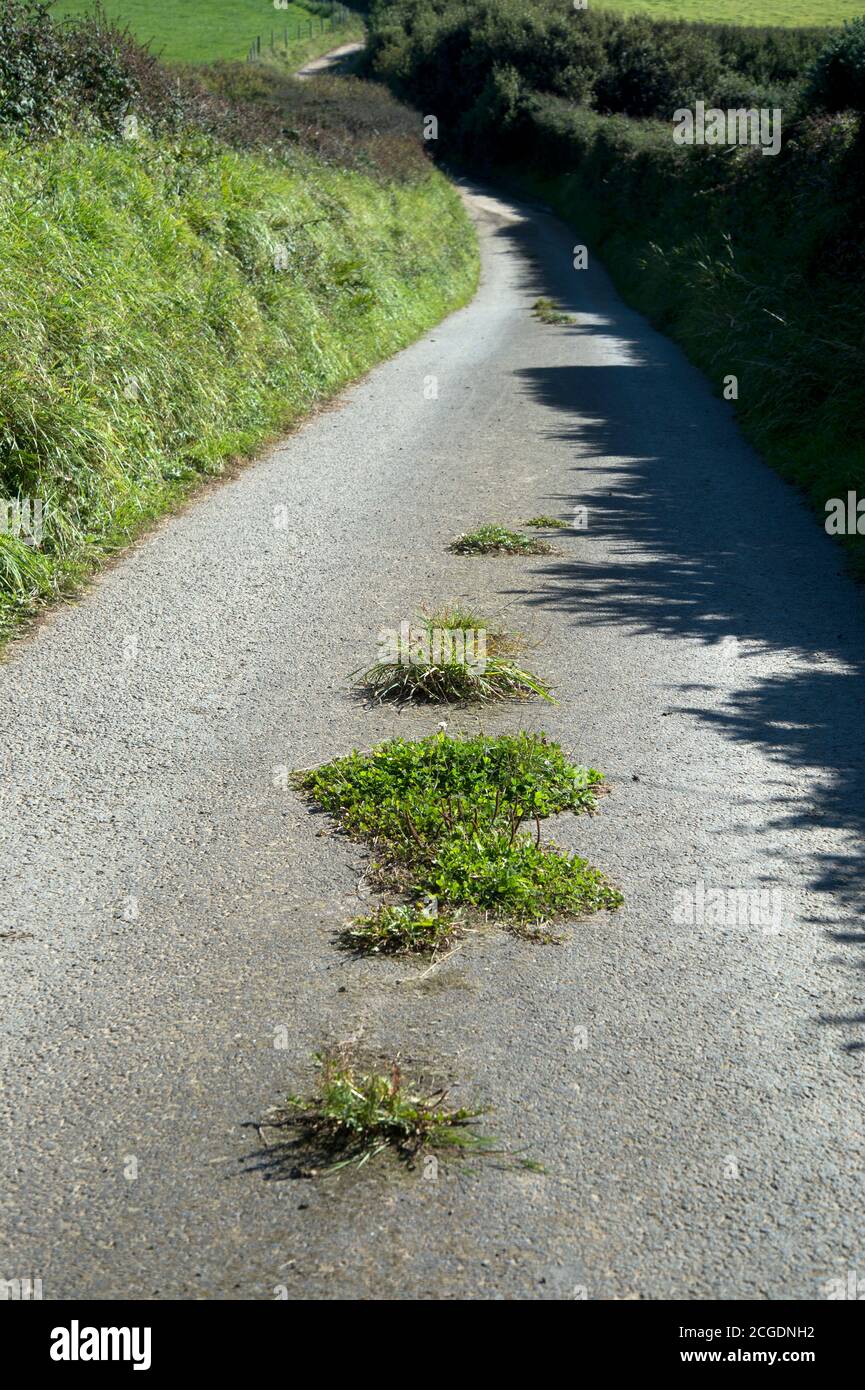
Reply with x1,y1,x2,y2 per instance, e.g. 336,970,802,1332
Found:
0,2,478,638
0,134,477,638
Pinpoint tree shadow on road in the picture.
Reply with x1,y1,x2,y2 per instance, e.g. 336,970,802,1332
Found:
489,208,865,1051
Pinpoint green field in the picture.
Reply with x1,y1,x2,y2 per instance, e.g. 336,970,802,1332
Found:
51,0,355,64
598,0,860,24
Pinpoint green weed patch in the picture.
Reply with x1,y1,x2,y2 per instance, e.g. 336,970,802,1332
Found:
296,732,623,925
341,902,460,955
353,607,554,704
449,524,552,555
532,297,575,325
259,1047,493,1174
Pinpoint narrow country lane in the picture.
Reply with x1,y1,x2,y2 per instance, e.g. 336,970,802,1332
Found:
295,41,364,78
2,185,864,1300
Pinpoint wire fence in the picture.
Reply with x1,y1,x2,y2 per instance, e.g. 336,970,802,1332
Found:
247,4,353,61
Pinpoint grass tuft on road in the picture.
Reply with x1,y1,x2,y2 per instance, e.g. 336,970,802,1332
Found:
262,1047,492,1174
449,524,551,555
354,606,554,704
523,516,567,529
532,297,575,325
341,902,459,955
296,732,623,926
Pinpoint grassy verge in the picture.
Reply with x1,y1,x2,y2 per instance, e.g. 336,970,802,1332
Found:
0,134,477,640
296,732,623,929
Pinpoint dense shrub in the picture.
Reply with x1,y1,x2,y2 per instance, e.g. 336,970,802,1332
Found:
592,18,724,117
711,21,831,84
807,17,865,111
0,0,133,134
197,64,430,177
367,0,833,122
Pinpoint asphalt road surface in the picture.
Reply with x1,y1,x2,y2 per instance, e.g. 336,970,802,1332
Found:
295,41,364,78
2,184,864,1301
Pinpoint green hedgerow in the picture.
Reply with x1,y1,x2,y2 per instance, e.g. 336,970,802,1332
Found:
807,18,865,112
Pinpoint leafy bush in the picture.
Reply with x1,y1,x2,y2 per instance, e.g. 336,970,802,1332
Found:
711,20,830,84
197,66,431,179
593,18,724,118
0,0,133,134
807,17,865,111
367,0,831,123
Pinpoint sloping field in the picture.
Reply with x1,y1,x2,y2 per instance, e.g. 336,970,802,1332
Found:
52,0,351,63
